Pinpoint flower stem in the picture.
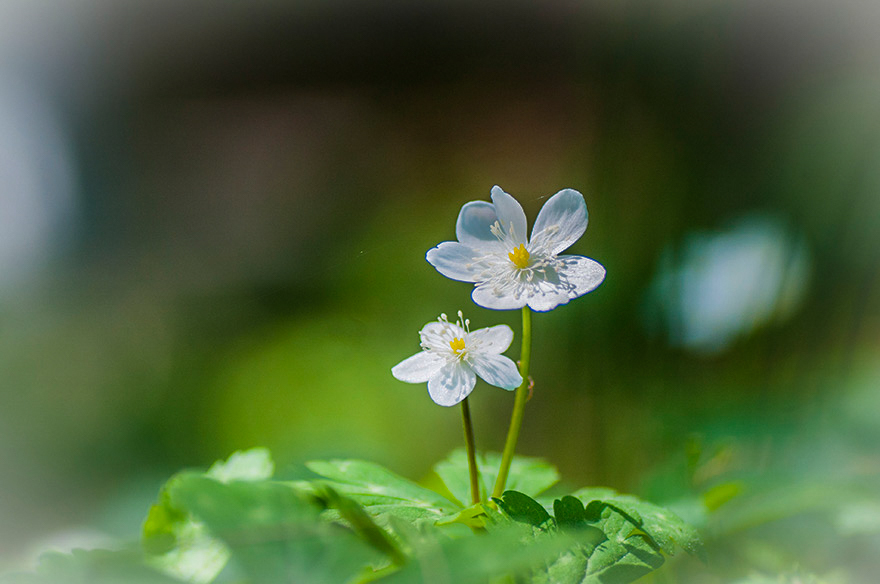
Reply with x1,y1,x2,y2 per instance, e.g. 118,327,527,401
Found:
492,306,532,499
460,396,481,505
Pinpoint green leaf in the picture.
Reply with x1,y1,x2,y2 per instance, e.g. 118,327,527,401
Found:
168,474,377,584
494,490,553,529
572,487,706,561
531,503,664,584
142,448,275,581
554,495,587,528
435,503,492,529
314,483,407,566
305,459,457,521
433,449,560,505
142,485,188,555
533,487,709,584
206,447,274,483
379,521,577,584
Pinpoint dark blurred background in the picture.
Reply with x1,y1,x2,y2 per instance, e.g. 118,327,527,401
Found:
1,0,879,580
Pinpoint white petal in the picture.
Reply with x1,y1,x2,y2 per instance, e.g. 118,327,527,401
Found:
525,282,571,312
426,242,483,283
531,189,588,255
471,283,528,311
467,324,514,354
455,201,504,252
560,255,606,299
470,354,522,390
392,351,446,383
427,362,476,407
490,186,528,245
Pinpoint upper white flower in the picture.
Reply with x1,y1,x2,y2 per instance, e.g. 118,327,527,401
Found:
426,186,606,311
391,311,522,407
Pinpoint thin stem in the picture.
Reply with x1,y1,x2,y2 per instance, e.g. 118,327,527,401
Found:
492,306,532,499
460,396,481,505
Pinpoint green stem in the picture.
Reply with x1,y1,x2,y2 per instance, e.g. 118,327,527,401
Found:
460,396,481,505
492,306,532,499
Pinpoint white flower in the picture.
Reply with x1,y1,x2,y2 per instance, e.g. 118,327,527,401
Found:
426,186,606,311
392,312,522,407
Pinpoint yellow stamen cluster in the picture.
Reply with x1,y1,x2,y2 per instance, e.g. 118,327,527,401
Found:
449,337,466,353
508,244,531,269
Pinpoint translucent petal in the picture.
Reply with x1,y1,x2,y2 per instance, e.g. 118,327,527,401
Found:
455,201,504,252
525,282,572,312
427,362,476,406
426,242,483,283
471,283,528,311
467,324,514,354
490,186,528,245
471,353,522,390
560,255,606,299
531,189,588,255
392,350,446,383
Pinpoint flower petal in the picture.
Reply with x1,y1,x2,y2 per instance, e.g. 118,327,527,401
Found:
531,189,588,255
455,201,504,252
525,281,572,312
426,242,483,283
490,186,528,245
427,362,476,406
467,324,514,354
392,350,446,383
471,283,528,311
559,255,606,299
470,353,522,390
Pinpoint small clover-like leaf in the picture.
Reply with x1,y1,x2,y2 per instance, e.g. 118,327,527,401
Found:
554,495,587,528
493,490,553,529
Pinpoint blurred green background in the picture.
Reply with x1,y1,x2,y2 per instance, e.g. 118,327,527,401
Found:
1,1,879,581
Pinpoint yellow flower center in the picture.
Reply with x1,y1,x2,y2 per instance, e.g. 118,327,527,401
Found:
508,244,531,269
449,337,466,353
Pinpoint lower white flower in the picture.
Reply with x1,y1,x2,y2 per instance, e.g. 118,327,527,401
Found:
426,186,606,311
391,312,522,407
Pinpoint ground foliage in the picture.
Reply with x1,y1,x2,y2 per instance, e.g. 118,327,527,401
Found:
1,448,705,584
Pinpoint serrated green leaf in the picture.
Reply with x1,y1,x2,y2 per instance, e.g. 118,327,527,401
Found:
142,449,275,581
314,484,406,566
494,490,553,528
168,474,377,584
572,487,706,561
305,459,457,521
532,503,664,584
379,522,577,584
580,534,665,584
533,486,710,584
433,449,560,505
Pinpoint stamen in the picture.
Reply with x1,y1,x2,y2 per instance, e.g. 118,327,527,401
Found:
508,244,531,269
456,310,471,333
